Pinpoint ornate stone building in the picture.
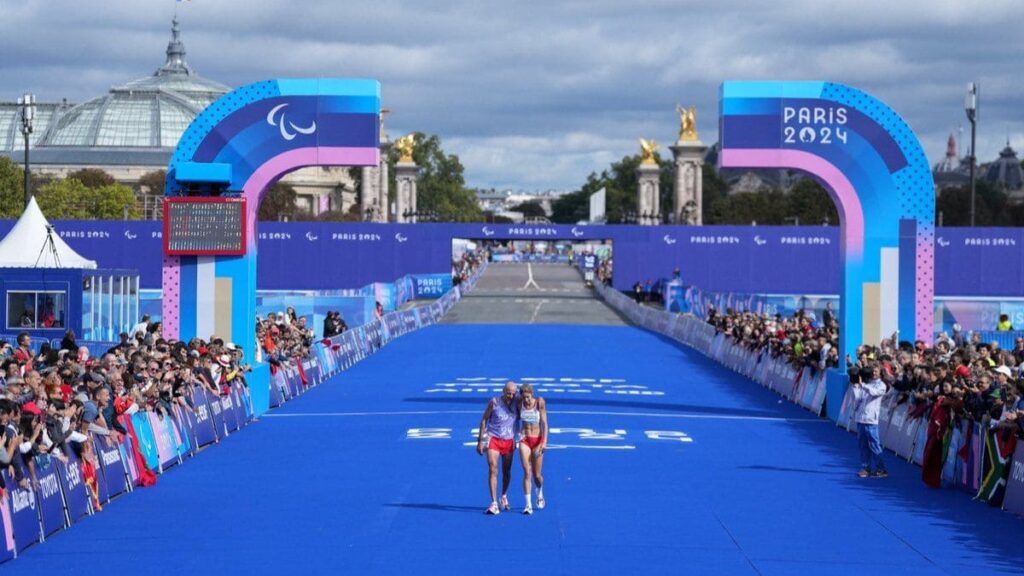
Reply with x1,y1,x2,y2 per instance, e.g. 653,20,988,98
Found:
0,18,357,219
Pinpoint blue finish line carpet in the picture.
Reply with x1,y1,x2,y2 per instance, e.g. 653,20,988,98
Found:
8,325,1024,575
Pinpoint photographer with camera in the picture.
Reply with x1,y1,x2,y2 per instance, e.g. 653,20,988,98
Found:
850,364,889,478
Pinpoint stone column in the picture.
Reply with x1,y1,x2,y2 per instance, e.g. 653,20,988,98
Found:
394,161,419,223
360,165,381,222
636,163,661,225
377,141,391,222
670,140,707,225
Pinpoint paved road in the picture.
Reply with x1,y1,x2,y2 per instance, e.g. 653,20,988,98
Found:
14,323,1024,575
442,262,629,325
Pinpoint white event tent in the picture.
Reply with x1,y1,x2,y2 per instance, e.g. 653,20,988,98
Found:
0,197,97,269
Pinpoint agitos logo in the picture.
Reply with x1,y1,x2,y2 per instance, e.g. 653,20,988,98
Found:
266,103,317,141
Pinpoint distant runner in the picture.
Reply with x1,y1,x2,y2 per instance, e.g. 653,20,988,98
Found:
477,381,518,515
517,383,547,514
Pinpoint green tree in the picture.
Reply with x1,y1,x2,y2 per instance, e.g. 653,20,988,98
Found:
561,152,709,224
786,178,840,225
0,156,24,219
708,190,788,225
511,201,546,219
67,168,115,189
550,189,590,224
701,164,728,224
258,183,298,221
137,170,166,195
386,132,482,222
935,181,1012,226
35,178,140,219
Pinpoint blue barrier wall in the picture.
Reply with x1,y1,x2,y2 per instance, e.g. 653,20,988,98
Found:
2,221,1020,298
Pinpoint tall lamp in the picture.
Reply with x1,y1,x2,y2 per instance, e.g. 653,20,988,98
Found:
18,93,36,208
964,82,978,227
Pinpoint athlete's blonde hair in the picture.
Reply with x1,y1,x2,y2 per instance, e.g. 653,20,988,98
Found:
520,383,534,395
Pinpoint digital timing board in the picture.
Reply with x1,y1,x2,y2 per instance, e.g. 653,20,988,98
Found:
163,197,247,256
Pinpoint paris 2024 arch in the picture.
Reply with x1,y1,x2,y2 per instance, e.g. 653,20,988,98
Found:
719,81,935,365
161,79,380,414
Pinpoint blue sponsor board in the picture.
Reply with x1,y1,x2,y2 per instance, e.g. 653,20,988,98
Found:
56,445,89,524
4,467,39,552
33,456,65,537
0,220,1021,298
412,274,452,299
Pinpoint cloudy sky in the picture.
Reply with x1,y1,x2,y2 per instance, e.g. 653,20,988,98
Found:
2,0,1021,191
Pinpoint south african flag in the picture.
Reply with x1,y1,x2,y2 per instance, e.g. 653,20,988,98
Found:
976,428,1018,506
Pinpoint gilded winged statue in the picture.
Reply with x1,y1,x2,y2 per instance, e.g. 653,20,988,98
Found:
676,104,698,141
639,138,659,165
395,133,416,162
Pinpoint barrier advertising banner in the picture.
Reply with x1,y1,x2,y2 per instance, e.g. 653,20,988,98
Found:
57,444,90,524
94,435,129,501
1000,443,1024,516
33,456,65,538
4,468,39,552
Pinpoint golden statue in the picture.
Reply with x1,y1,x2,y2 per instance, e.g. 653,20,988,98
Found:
676,104,698,141
395,133,416,162
639,138,659,165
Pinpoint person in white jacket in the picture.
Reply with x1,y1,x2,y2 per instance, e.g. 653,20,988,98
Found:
851,365,888,478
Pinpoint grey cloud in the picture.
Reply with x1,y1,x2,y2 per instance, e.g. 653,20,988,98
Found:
0,0,1021,190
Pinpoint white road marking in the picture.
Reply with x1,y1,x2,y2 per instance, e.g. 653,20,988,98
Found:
523,263,541,290
264,410,827,423
529,301,544,323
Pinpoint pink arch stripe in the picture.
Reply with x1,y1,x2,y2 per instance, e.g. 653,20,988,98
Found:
242,146,380,247
719,149,864,258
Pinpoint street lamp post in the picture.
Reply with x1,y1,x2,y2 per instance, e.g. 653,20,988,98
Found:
965,82,978,227
18,93,36,208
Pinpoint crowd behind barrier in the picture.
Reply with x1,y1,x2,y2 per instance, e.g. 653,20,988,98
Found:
594,282,1024,518
490,254,569,263
0,256,487,564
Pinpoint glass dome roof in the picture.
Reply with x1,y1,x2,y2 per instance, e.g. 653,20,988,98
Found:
37,17,229,150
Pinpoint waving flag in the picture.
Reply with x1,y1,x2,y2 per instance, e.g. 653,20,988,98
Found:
976,428,1018,506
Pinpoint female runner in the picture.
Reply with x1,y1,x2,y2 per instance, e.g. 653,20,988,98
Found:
517,383,548,514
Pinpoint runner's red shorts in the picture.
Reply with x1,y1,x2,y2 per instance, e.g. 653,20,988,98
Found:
522,436,543,450
488,437,514,455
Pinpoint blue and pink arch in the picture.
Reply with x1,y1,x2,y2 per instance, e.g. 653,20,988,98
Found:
719,81,935,360
162,79,380,413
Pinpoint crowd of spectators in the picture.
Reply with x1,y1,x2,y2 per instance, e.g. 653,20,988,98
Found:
706,303,841,373
452,249,485,287
595,256,613,286
705,304,1024,484
257,307,314,368
322,311,350,339
0,304,317,499
845,326,1024,430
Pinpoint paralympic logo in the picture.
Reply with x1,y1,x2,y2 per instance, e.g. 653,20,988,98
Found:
662,234,677,245
482,226,495,237
124,230,137,240
754,235,767,246
571,226,584,238
306,231,318,242
266,103,317,141
395,232,408,243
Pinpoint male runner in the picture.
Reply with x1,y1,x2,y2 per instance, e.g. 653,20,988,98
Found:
477,381,518,515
